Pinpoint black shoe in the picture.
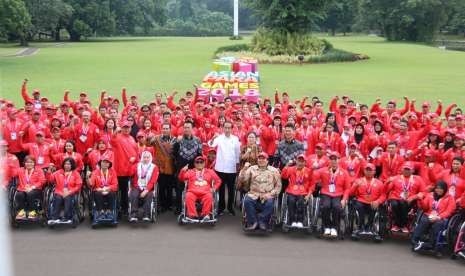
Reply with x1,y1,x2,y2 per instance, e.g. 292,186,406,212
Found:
227,208,236,216
374,235,383,242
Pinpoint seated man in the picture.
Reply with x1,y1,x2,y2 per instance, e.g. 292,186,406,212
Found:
238,152,281,231
412,181,456,253
281,154,314,228
350,163,386,240
386,162,425,233
178,156,221,221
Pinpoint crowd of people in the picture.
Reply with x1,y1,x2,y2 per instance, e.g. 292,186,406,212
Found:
1,79,465,259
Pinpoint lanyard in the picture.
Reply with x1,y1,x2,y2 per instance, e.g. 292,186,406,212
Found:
296,168,305,186
100,169,109,186
432,198,442,212
140,164,151,179
25,169,33,185
81,123,89,135
196,169,205,181
365,177,374,195
402,176,413,192
63,172,72,188
329,168,338,184
9,120,18,132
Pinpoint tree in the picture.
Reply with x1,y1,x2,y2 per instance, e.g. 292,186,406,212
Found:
245,0,332,33
322,0,359,36
443,0,465,37
0,0,32,45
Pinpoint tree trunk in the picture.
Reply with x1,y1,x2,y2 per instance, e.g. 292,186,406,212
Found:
54,27,61,41
19,37,28,47
331,28,336,36
69,32,81,42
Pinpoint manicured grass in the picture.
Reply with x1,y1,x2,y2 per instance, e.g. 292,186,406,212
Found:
1,35,464,107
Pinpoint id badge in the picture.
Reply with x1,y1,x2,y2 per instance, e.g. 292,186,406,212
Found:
34,103,42,109
10,132,17,140
139,179,147,189
449,186,456,197
79,135,88,142
399,148,406,157
400,191,408,200
329,183,336,193
37,156,44,165
303,141,308,150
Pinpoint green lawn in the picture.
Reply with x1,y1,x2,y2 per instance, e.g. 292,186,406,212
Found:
1,36,464,107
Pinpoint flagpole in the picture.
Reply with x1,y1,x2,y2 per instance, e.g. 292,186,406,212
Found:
234,0,239,36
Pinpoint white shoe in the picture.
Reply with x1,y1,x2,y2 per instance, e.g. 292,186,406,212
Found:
324,228,331,236
291,222,298,227
48,219,56,225
142,217,151,222
296,222,304,228
330,228,338,237
129,217,138,223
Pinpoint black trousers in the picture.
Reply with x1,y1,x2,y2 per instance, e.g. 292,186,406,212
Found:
158,173,174,210
216,171,236,212
412,215,446,247
390,199,413,228
94,192,115,211
175,178,185,212
15,189,41,212
51,194,75,220
129,189,153,217
287,194,305,223
354,201,375,230
117,176,130,212
320,195,342,229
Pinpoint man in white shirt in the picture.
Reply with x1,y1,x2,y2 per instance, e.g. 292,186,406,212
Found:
208,121,241,215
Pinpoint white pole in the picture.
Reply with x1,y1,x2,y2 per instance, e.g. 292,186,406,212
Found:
234,0,239,36
0,137,13,276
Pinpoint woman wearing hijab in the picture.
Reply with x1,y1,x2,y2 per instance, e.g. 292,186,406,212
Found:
129,151,159,222
412,180,456,253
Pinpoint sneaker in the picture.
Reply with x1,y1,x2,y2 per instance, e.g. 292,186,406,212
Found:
391,225,400,232
296,222,304,228
129,217,138,223
201,215,211,222
414,241,424,251
61,219,72,224
28,210,38,220
16,209,26,220
48,219,57,225
457,251,465,259
401,227,409,233
324,228,331,236
258,223,268,231
351,231,360,239
291,222,298,227
142,217,151,222
245,222,257,231
330,228,338,237
374,235,383,242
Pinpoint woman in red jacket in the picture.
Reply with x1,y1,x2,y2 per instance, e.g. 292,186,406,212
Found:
53,140,84,173
387,162,425,233
87,139,114,171
47,158,83,224
88,157,118,219
412,181,456,252
312,152,351,238
281,154,314,227
350,163,386,240
14,155,46,220
129,151,159,222
178,156,221,221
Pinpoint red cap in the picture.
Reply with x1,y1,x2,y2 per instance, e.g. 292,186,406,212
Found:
136,131,146,138
315,143,326,149
445,128,456,135
32,109,41,114
456,134,465,141
402,162,414,170
7,108,18,115
35,131,45,137
60,102,69,107
422,102,430,107
121,121,131,127
32,89,40,95
296,154,306,162
429,129,440,136
370,112,378,118
339,103,347,108
46,104,57,110
40,97,48,102
258,152,268,159
329,151,340,159
424,150,435,157
195,156,206,162
364,163,376,170
80,92,87,97
130,95,137,100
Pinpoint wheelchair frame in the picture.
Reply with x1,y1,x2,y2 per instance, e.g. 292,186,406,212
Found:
127,184,159,224
177,181,219,226
280,193,313,234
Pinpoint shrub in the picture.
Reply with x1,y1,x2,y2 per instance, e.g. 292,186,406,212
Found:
214,44,250,55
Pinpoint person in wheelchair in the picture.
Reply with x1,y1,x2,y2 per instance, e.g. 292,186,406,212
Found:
454,194,465,258
88,157,118,220
312,151,351,238
387,162,425,233
349,163,386,240
14,155,46,221
412,181,456,253
178,156,221,221
281,154,314,228
238,152,281,231
129,151,159,222
47,157,83,225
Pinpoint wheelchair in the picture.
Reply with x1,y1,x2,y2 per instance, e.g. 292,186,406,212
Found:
241,193,280,233
410,210,455,258
89,190,119,228
386,201,418,239
311,192,350,239
177,182,219,226
280,193,313,234
127,184,159,224
45,185,85,229
9,180,47,228
447,209,465,260
347,199,388,242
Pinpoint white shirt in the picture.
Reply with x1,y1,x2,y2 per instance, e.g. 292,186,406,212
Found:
209,134,241,173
